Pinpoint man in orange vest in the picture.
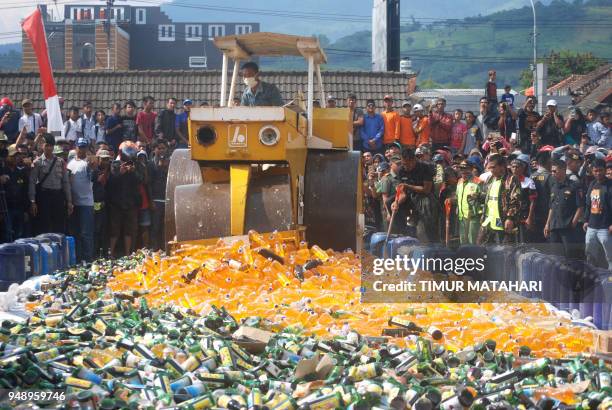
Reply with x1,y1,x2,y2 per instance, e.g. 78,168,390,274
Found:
399,101,417,150
381,95,400,149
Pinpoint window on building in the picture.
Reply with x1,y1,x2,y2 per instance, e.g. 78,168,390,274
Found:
136,8,146,24
208,24,225,40
70,7,94,20
189,56,208,68
111,7,124,21
159,24,175,41
235,25,252,35
186,24,202,41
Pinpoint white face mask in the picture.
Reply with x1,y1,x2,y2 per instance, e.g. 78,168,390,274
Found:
244,77,258,88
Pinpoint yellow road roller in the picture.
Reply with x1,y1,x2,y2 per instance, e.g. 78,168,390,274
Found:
165,32,363,253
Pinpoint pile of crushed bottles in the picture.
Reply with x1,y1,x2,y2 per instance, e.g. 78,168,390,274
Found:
0,254,609,409
0,232,608,409
107,231,594,358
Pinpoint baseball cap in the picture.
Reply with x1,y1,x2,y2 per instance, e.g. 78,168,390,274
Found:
516,154,530,164
377,162,390,173
327,94,336,101
137,150,148,159
402,101,411,107
413,104,424,111
21,99,32,107
467,156,483,173
183,99,193,106
76,137,89,148
119,141,138,158
52,145,64,155
96,149,111,159
389,154,402,162
390,141,402,151
546,99,558,107
0,97,13,107
538,145,554,152
383,95,393,101
566,151,582,161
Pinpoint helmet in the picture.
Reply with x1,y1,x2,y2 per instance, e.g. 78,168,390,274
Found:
119,141,138,159
0,97,13,107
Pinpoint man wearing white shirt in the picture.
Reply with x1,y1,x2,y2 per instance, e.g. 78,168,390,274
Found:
67,137,95,262
61,106,83,142
17,99,42,136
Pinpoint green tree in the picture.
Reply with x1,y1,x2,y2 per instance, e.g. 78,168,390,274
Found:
519,49,607,89
418,78,442,89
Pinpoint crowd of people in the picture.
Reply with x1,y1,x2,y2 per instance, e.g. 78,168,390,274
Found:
0,67,611,270
359,71,612,270
0,95,190,261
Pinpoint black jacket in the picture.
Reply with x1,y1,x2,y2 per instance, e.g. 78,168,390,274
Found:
154,109,177,140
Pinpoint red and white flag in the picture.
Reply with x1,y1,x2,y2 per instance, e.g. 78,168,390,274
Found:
21,7,63,133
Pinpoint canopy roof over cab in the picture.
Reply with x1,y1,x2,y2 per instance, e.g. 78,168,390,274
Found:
212,32,329,145
213,32,327,65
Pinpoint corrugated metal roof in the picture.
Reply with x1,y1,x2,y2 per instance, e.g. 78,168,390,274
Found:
411,88,518,98
0,70,414,111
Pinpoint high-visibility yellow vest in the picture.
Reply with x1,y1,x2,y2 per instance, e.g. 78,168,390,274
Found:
457,179,478,220
487,178,503,231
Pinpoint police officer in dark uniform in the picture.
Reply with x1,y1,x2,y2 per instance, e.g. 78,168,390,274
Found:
544,159,584,259
565,150,584,185
531,148,554,248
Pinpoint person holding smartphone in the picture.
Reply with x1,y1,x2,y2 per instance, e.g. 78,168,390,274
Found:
0,98,20,142
536,99,564,147
107,141,143,257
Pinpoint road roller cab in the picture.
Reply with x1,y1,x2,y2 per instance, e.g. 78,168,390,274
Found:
166,32,362,253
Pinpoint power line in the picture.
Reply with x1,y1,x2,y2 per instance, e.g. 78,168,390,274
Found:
127,0,612,27
325,48,612,64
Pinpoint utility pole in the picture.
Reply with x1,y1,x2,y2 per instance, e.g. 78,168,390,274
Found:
529,0,537,94
105,0,114,70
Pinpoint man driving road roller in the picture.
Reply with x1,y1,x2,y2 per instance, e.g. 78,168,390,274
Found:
240,61,283,107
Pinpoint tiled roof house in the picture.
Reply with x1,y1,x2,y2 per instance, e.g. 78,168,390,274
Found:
0,70,416,111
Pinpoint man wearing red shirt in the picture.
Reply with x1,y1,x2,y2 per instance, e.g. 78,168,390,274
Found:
381,95,400,147
429,97,453,151
136,96,157,145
